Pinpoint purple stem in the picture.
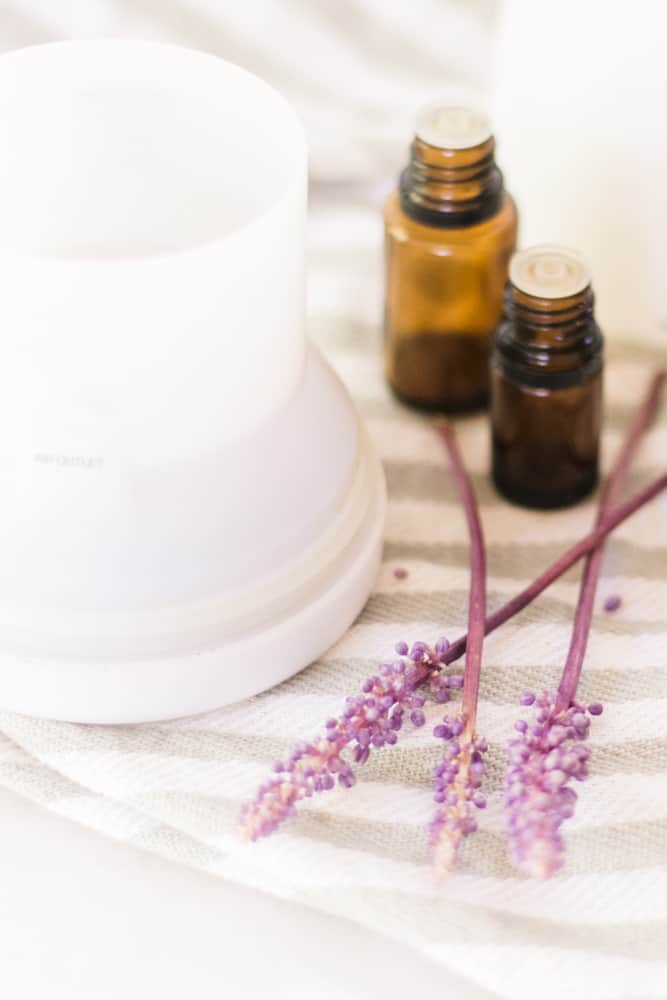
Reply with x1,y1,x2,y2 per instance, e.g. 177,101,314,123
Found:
556,370,666,710
439,469,667,668
435,423,486,734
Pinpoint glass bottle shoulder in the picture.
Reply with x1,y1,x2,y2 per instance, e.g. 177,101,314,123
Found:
384,189,518,250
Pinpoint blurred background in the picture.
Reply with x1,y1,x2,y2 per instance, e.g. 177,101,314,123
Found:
1,0,666,347
0,0,495,182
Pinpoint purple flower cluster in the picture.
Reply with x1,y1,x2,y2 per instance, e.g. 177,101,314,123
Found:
505,690,603,878
429,714,488,874
240,638,462,841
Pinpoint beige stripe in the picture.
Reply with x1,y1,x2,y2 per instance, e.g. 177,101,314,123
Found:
333,620,664,671
374,563,667,624
229,831,667,923
137,789,238,839
355,395,667,431
12,723,666,785
369,416,667,468
339,364,667,428
0,755,87,803
385,462,506,506
132,821,223,870
385,494,666,546
206,796,667,888
384,539,667,579
264,809,667,884
359,590,667,634
306,883,667,964
115,783,667,887
275,649,667,698
317,656,667,704
383,459,667,505
182,677,667,737
131,769,667,839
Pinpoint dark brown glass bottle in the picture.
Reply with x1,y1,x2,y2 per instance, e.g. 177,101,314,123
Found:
491,245,603,509
384,106,518,412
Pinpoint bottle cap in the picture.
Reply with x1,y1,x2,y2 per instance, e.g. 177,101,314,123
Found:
415,105,492,150
510,245,591,299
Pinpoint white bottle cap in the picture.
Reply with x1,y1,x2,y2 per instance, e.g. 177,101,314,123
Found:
415,105,492,150
510,245,592,299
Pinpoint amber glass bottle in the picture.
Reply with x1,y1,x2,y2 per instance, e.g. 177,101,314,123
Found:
491,245,604,509
384,106,518,412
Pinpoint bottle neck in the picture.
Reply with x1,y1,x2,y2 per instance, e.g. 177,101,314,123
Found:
496,285,603,387
399,136,504,228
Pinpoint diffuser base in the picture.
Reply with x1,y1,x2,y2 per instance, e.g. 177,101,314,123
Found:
0,426,385,724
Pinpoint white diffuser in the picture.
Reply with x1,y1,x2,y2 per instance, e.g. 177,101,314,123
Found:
0,41,385,723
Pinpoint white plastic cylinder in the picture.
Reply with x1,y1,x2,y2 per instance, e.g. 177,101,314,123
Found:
0,42,386,721
0,41,307,458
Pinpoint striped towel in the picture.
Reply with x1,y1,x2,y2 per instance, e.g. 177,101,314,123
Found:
1,194,666,1000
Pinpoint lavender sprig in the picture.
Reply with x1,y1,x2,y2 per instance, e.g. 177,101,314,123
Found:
556,370,665,715
429,424,488,874
240,638,461,841
506,691,603,877
505,370,665,877
241,470,667,843
430,720,489,872
439,470,667,668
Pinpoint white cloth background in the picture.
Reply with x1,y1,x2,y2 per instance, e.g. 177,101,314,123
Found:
0,0,495,181
0,5,666,999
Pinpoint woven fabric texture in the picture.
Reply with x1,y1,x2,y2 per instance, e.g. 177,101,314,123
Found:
0,196,666,1000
